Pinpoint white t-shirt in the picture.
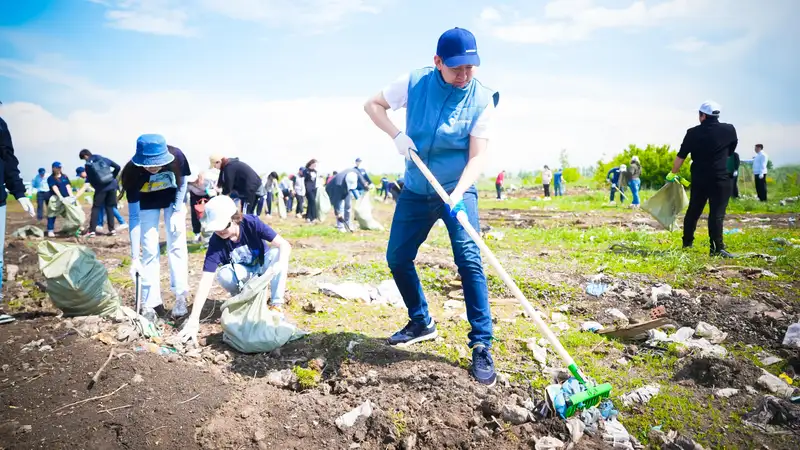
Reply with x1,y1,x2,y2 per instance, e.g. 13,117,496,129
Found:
382,73,494,139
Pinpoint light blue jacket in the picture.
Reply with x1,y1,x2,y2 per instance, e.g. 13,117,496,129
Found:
403,67,498,195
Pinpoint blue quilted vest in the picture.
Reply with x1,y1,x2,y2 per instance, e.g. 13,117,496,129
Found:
403,67,498,196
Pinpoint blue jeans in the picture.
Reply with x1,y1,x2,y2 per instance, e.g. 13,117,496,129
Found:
386,188,492,348
628,179,641,205
36,193,48,220
98,206,126,226
215,247,287,305
554,182,563,196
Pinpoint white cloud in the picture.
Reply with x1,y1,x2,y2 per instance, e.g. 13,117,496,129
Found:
89,0,386,36
479,7,502,22
668,36,708,53
480,0,701,44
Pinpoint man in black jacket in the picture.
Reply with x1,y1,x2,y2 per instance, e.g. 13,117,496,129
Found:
78,149,121,236
666,101,737,258
1,105,36,309
209,154,262,214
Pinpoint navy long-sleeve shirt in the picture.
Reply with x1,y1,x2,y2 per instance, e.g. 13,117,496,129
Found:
0,117,26,207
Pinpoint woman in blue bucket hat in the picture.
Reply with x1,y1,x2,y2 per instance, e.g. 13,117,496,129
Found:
118,134,192,323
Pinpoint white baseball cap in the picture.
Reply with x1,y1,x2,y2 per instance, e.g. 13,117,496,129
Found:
699,101,721,116
345,171,359,190
203,195,238,232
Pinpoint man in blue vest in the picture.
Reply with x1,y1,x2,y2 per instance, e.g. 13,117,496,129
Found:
364,27,499,386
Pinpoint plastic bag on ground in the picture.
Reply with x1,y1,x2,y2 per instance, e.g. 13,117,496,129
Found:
47,196,86,234
220,267,307,353
783,323,800,349
37,241,121,317
742,395,800,434
276,190,287,219
642,182,689,231
316,186,331,219
354,192,384,231
11,225,44,239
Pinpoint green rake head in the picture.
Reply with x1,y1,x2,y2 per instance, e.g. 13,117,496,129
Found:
564,383,613,418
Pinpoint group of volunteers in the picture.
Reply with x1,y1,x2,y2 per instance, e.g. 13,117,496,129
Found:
0,27,776,385
493,166,567,201
606,156,643,208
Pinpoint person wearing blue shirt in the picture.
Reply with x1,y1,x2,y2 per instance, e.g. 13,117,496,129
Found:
45,162,74,237
606,164,626,204
353,158,374,195
364,27,499,386
32,168,49,220
553,168,564,197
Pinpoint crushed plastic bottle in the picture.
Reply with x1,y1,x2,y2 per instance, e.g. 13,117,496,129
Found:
134,343,176,356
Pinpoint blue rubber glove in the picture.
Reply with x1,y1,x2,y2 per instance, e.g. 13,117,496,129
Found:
444,193,466,219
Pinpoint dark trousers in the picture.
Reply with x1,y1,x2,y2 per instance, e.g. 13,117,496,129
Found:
281,189,293,212
755,176,768,201
295,194,304,215
265,191,273,215
731,174,739,198
305,190,318,221
543,184,550,197
190,192,210,234
36,193,48,220
495,184,502,199
90,189,117,233
683,177,732,251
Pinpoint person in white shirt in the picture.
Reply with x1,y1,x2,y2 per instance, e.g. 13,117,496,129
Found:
279,175,294,212
751,144,768,202
293,168,306,217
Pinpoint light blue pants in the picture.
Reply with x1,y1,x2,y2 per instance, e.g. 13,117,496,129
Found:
215,247,287,306
98,207,126,226
139,208,189,308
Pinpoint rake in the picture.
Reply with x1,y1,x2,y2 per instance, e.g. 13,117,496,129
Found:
408,151,612,417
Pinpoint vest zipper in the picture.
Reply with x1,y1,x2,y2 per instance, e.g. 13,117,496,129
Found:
426,88,455,197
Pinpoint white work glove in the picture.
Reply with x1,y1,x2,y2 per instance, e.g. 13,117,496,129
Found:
759,174,765,179
393,132,417,158
17,197,35,217
733,171,738,177
169,208,186,234
178,317,200,346
63,196,77,205
129,259,145,282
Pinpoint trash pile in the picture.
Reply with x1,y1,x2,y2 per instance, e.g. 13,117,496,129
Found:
318,279,405,308
646,324,728,358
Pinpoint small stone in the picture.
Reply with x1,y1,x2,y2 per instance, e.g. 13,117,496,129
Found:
253,429,266,442
1,364,8,372
214,353,227,364
400,433,417,450
186,349,202,359
116,325,136,342
6,264,19,281
501,404,530,425
131,374,144,384
15,424,32,435
673,289,690,298
240,407,254,419
167,353,180,363
38,345,53,352
471,427,490,441
332,380,348,394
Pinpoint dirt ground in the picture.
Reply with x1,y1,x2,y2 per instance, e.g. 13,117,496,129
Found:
1,199,799,450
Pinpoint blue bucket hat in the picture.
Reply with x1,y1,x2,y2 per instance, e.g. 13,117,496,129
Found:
133,134,175,167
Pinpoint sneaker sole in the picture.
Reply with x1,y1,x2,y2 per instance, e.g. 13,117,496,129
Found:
392,329,439,347
471,370,497,387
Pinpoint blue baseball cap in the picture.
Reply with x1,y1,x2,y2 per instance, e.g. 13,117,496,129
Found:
52,161,62,168
38,167,46,174
437,27,480,68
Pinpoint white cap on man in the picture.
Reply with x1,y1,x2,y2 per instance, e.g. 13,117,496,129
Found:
699,101,721,116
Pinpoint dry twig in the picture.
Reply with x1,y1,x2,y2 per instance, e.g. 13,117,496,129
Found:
52,383,128,413
88,349,115,390
98,404,133,414
177,394,200,405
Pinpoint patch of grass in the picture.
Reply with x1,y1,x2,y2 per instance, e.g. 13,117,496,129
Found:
390,410,408,437
292,365,321,390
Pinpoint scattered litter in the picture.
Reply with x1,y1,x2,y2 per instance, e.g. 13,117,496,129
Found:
319,282,372,303
581,321,604,332
586,281,609,297
551,312,567,323
534,436,565,450
758,371,796,398
743,395,800,434
779,373,794,385
783,323,800,349
715,388,739,398
602,419,634,449
647,326,727,358
779,196,799,206
723,228,742,235
649,430,707,450
557,304,571,312
346,340,361,353
501,403,530,425
758,351,783,366
604,308,629,327
443,299,464,309
6,264,19,282
566,416,585,443
485,231,505,241
600,317,673,339
772,237,791,246
599,400,618,420
524,338,548,365
738,252,778,263
695,322,727,344
552,322,570,332
621,384,660,406
11,225,44,239
335,400,373,430
648,284,672,307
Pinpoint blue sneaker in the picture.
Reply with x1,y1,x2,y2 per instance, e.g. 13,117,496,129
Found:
387,319,438,346
471,345,497,386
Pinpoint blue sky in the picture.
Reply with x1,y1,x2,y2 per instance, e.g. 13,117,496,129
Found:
2,0,799,178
